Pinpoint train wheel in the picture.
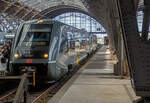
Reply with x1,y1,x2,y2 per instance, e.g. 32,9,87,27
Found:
68,64,73,73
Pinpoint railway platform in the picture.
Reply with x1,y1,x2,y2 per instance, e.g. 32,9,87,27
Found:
48,46,139,103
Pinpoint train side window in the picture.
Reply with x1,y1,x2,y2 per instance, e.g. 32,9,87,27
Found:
59,30,68,53
15,25,24,48
67,32,75,50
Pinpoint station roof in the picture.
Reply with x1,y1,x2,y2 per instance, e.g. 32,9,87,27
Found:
19,0,54,11
19,0,70,12
0,0,88,32
19,0,87,11
0,0,144,33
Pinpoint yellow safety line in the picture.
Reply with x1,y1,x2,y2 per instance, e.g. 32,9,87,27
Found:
43,95,45,103
33,72,36,87
76,55,79,64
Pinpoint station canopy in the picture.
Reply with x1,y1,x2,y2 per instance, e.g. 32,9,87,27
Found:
19,0,75,11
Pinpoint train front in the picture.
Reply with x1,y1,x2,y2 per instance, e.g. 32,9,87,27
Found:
9,20,52,80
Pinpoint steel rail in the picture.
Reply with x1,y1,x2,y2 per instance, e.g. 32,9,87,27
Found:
0,89,16,102
31,85,55,103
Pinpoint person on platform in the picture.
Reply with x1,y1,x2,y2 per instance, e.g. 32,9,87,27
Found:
1,39,13,71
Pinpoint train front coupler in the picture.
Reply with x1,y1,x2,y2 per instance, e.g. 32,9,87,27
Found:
21,66,36,87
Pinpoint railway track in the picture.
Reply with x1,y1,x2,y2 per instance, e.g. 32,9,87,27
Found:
30,64,81,103
0,66,82,103
0,45,100,103
0,54,91,103
0,89,16,103
31,77,67,103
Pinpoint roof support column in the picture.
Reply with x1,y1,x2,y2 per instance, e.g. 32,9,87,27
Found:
141,0,150,41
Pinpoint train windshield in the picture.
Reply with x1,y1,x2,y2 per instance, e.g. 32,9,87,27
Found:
17,24,52,47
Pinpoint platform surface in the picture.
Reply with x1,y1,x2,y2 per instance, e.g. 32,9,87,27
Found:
49,46,139,103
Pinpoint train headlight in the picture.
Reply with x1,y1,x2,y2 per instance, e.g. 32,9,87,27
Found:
44,53,48,59
14,53,19,58
37,19,43,23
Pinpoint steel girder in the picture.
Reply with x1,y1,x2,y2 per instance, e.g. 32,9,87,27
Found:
141,0,150,41
19,0,87,12
0,0,87,20
0,0,41,20
118,0,150,98
32,5,90,19
0,0,88,32
0,0,46,32
0,13,21,32
0,0,58,32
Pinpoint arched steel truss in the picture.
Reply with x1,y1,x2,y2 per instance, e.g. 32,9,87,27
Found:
0,0,41,32
53,12,106,33
0,0,103,33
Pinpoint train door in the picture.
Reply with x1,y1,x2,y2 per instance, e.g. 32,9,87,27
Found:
67,31,76,64
89,35,93,53
56,25,69,74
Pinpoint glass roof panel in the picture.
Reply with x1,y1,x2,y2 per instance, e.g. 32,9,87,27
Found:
19,0,62,11
53,12,106,33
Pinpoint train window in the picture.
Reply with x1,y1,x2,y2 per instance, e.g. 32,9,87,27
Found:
17,24,52,47
69,41,75,49
59,29,68,53
15,25,24,48
67,32,75,50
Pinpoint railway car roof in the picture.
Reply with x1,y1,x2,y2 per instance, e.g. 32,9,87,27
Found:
22,19,88,33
